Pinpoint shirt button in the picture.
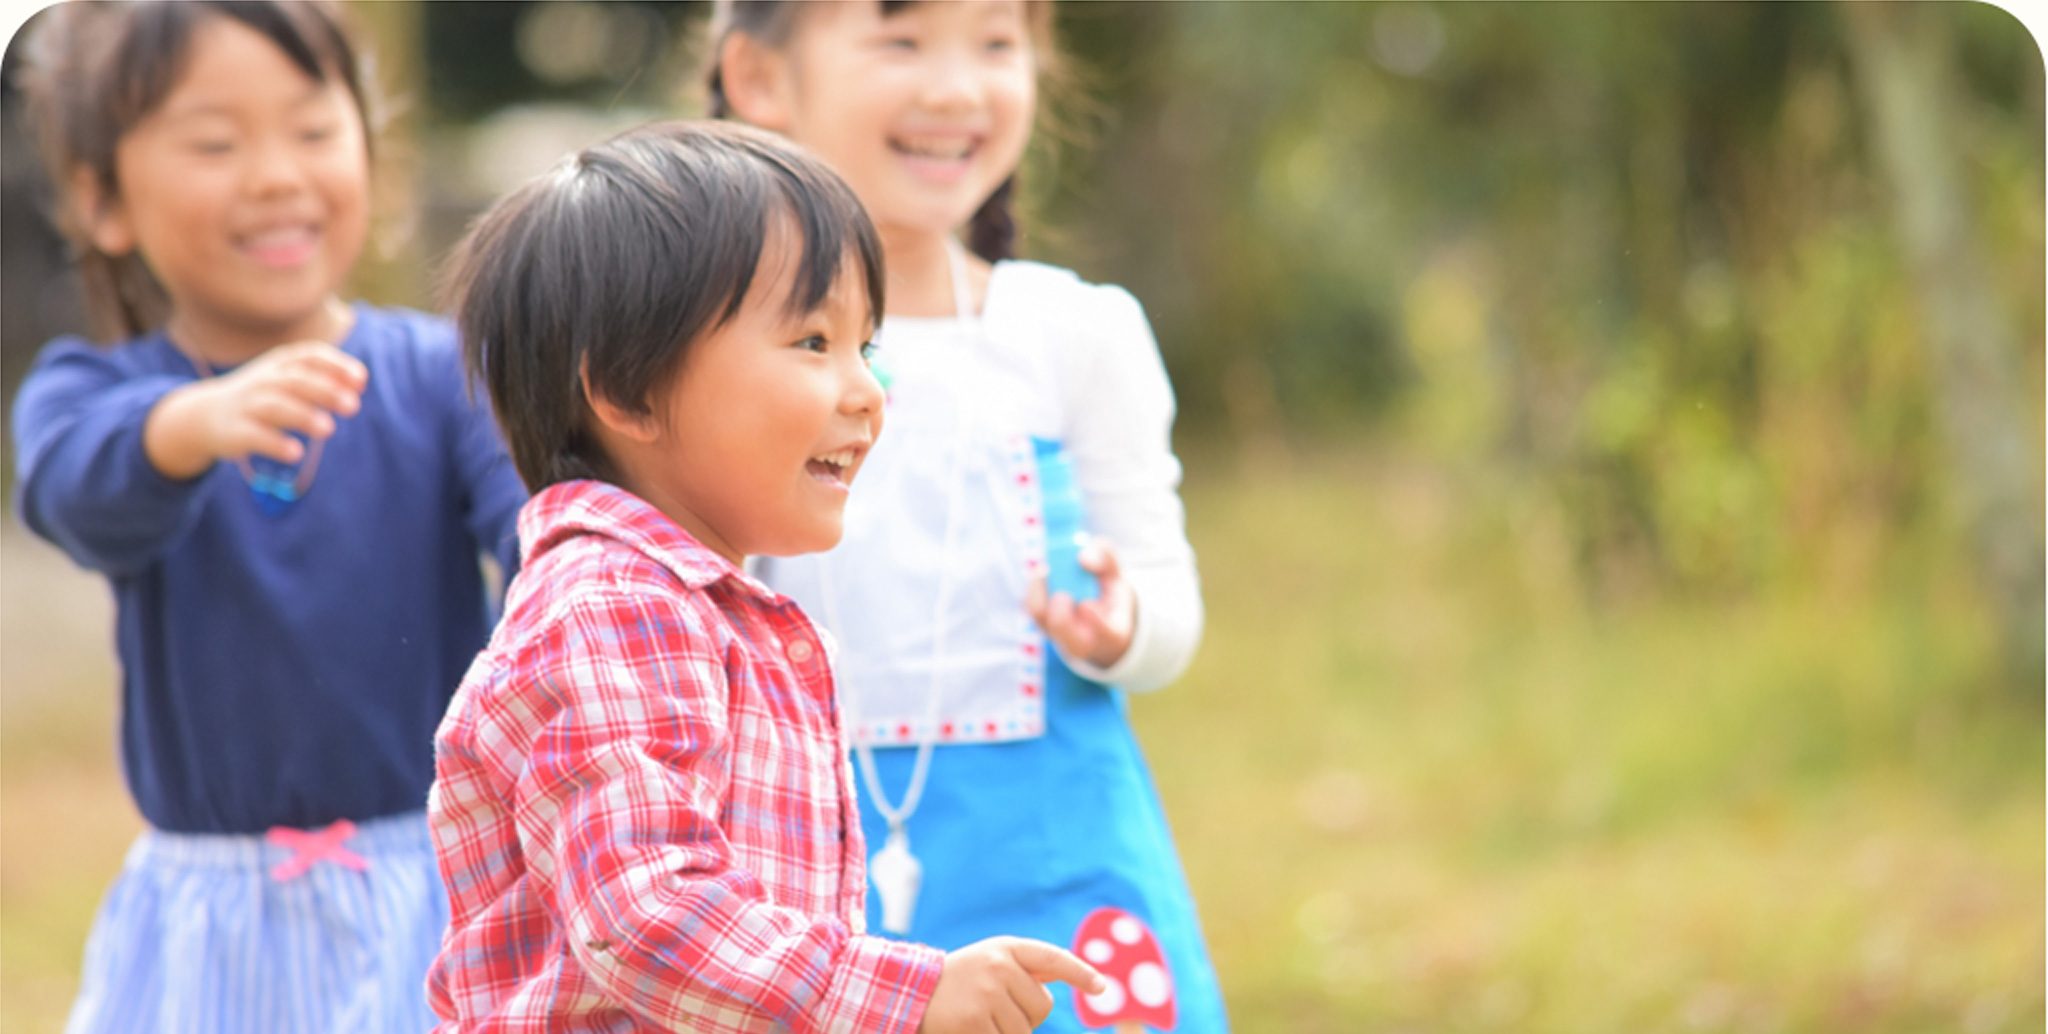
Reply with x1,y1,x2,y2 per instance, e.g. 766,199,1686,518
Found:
786,638,814,664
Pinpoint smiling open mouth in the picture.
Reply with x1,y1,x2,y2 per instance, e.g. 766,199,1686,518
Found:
807,448,860,484
240,224,320,268
890,135,977,161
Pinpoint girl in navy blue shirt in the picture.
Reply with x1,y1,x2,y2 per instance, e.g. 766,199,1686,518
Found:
10,3,526,1031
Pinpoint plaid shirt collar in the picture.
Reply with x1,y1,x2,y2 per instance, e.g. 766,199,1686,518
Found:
518,479,773,599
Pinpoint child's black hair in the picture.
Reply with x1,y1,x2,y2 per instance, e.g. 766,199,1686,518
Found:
16,0,377,342
442,119,887,492
704,0,1059,265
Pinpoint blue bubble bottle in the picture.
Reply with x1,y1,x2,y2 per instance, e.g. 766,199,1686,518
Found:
1032,437,1099,602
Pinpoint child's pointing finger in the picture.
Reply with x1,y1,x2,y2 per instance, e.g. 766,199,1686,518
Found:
1009,939,1107,995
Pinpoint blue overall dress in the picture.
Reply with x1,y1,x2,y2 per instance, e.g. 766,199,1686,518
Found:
759,255,1228,1034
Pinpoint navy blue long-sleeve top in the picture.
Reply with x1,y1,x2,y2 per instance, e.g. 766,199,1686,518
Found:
12,305,528,834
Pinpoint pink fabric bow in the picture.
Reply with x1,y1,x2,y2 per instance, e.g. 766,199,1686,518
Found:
265,819,370,881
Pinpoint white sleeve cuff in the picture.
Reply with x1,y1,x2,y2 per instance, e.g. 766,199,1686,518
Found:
1054,564,1203,692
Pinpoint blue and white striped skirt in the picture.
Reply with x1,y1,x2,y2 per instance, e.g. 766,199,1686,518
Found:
65,810,448,1034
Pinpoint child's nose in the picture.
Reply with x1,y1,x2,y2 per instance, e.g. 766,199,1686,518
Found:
917,50,982,111
842,353,886,419
245,136,310,196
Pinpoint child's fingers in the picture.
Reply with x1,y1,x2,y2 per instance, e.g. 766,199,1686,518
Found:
1078,578,1136,634
252,392,338,440
1036,584,1140,668
272,348,367,409
1008,939,1106,995
991,1009,1028,1034
1046,589,1074,628
1043,592,1097,655
275,366,362,417
275,340,370,391
1028,581,1072,638
1077,536,1121,580
994,975,1046,1034
1073,599,1114,639
238,424,309,464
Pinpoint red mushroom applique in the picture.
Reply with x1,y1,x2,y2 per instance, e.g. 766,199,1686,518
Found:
1071,906,1176,1033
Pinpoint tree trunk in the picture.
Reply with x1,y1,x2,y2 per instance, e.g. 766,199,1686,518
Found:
1842,1,2044,689
346,0,428,310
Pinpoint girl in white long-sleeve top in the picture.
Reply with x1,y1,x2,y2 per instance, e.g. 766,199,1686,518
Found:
710,3,1227,1031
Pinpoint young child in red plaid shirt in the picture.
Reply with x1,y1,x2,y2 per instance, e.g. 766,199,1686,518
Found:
426,119,1104,1034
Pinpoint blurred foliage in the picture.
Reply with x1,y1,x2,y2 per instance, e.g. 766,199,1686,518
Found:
1033,2,2043,678
1151,446,2042,1034
1178,443,2039,847
422,1,704,120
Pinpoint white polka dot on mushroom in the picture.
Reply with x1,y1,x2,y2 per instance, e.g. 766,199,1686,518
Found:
1085,978,1126,1015
1129,961,1172,1007
1111,917,1142,944
1083,939,1113,964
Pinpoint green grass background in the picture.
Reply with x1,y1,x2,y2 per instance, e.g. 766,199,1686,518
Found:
2,445,2039,1033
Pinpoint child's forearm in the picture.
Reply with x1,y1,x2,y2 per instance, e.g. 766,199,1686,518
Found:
550,824,944,1034
538,747,944,1030
13,358,215,574
142,380,226,480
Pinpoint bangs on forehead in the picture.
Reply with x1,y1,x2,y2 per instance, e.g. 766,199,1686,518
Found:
110,1,356,129
748,182,884,327
693,140,885,330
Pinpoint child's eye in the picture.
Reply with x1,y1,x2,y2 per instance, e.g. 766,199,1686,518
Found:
797,335,830,354
190,139,235,156
300,124,338,144
882,35,918,52
985,37,1017,54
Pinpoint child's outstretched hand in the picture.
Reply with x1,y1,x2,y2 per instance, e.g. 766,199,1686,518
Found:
145,341,368,480
918,936,1104,1034
1026,537,1137,670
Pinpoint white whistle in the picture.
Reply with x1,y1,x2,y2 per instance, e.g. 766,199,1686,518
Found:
870,825,922,935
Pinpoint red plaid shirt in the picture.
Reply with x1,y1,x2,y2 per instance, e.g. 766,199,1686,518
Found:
427,480,945,1033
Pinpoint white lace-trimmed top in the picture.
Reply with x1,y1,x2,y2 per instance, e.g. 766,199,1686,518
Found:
758,260,1203,747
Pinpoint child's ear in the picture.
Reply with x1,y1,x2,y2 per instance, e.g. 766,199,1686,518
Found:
719,32,795,131
581,375,661,445
70,167,136,257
